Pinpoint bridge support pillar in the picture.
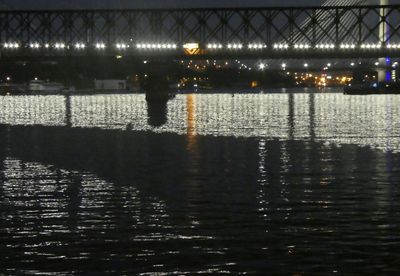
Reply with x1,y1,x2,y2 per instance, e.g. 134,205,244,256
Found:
141,60,176,100
140,60,177,127
378,0,390,83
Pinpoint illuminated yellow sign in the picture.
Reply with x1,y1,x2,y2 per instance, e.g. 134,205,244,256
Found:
183,43,201,55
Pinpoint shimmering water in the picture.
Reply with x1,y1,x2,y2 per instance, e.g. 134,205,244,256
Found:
0,92,400,274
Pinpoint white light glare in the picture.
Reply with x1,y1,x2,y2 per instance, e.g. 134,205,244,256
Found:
55,43,66,49
273,43,289,49
3,42,19,49
294,44,310,49
75,43,86,49
360,43,381,49
387,44,400,49
248,43,266,49
340,44,356,49
136,43,177,49
316,44,335,49
116,43,128,49
227,43,243,49
207,43,223,49
29,43,40,49
95,43,106,49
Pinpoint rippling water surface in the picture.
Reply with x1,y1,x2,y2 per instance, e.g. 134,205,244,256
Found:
0,92,400,274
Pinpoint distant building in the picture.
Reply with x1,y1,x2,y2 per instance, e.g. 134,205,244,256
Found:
94,79,127,91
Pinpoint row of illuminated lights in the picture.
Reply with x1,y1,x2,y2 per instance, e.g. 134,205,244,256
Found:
2,42,178,50
209,43,400,50
259,61,399,70
3,42,400,50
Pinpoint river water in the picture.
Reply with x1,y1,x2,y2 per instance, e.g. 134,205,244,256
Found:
0,92,399,274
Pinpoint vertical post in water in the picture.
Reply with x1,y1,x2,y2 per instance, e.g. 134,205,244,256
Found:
378,0,390,82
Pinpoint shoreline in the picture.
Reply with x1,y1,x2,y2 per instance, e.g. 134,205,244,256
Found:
0,87,346,96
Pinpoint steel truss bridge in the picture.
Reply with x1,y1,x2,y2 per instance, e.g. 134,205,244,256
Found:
1,5,400,59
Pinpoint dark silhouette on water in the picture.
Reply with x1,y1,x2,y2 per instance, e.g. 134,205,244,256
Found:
144,74,175,127
1,93,400,274
0,122,399,274
146,98,169,127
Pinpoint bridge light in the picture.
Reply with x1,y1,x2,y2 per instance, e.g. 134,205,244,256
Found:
248,43,266,49
55,43,66,49
387,44,400,49
207,43,223,49
340,44,356,49
294,44,310,49
75,43,85,49
227,43,243,49
327,63,331,67
4,42,19,49
273,43,289,49
116,43,128,49
44,43,50,48
259,63,266,70
304,63,308,68
29,43,40,49
95,43,106,49
136,43,175,50
281,63,287,69
350,62,355,66
361,43,381,49
316,44,335,49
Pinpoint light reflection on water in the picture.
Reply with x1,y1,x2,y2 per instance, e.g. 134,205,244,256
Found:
0,92,400,274
0,93,399,151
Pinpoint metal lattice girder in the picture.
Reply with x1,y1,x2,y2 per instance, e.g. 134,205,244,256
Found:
0,5,399,57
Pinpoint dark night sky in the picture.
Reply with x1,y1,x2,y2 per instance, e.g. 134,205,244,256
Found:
1,0,399,10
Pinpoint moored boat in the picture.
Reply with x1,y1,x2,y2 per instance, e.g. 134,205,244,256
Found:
28,80,64,93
